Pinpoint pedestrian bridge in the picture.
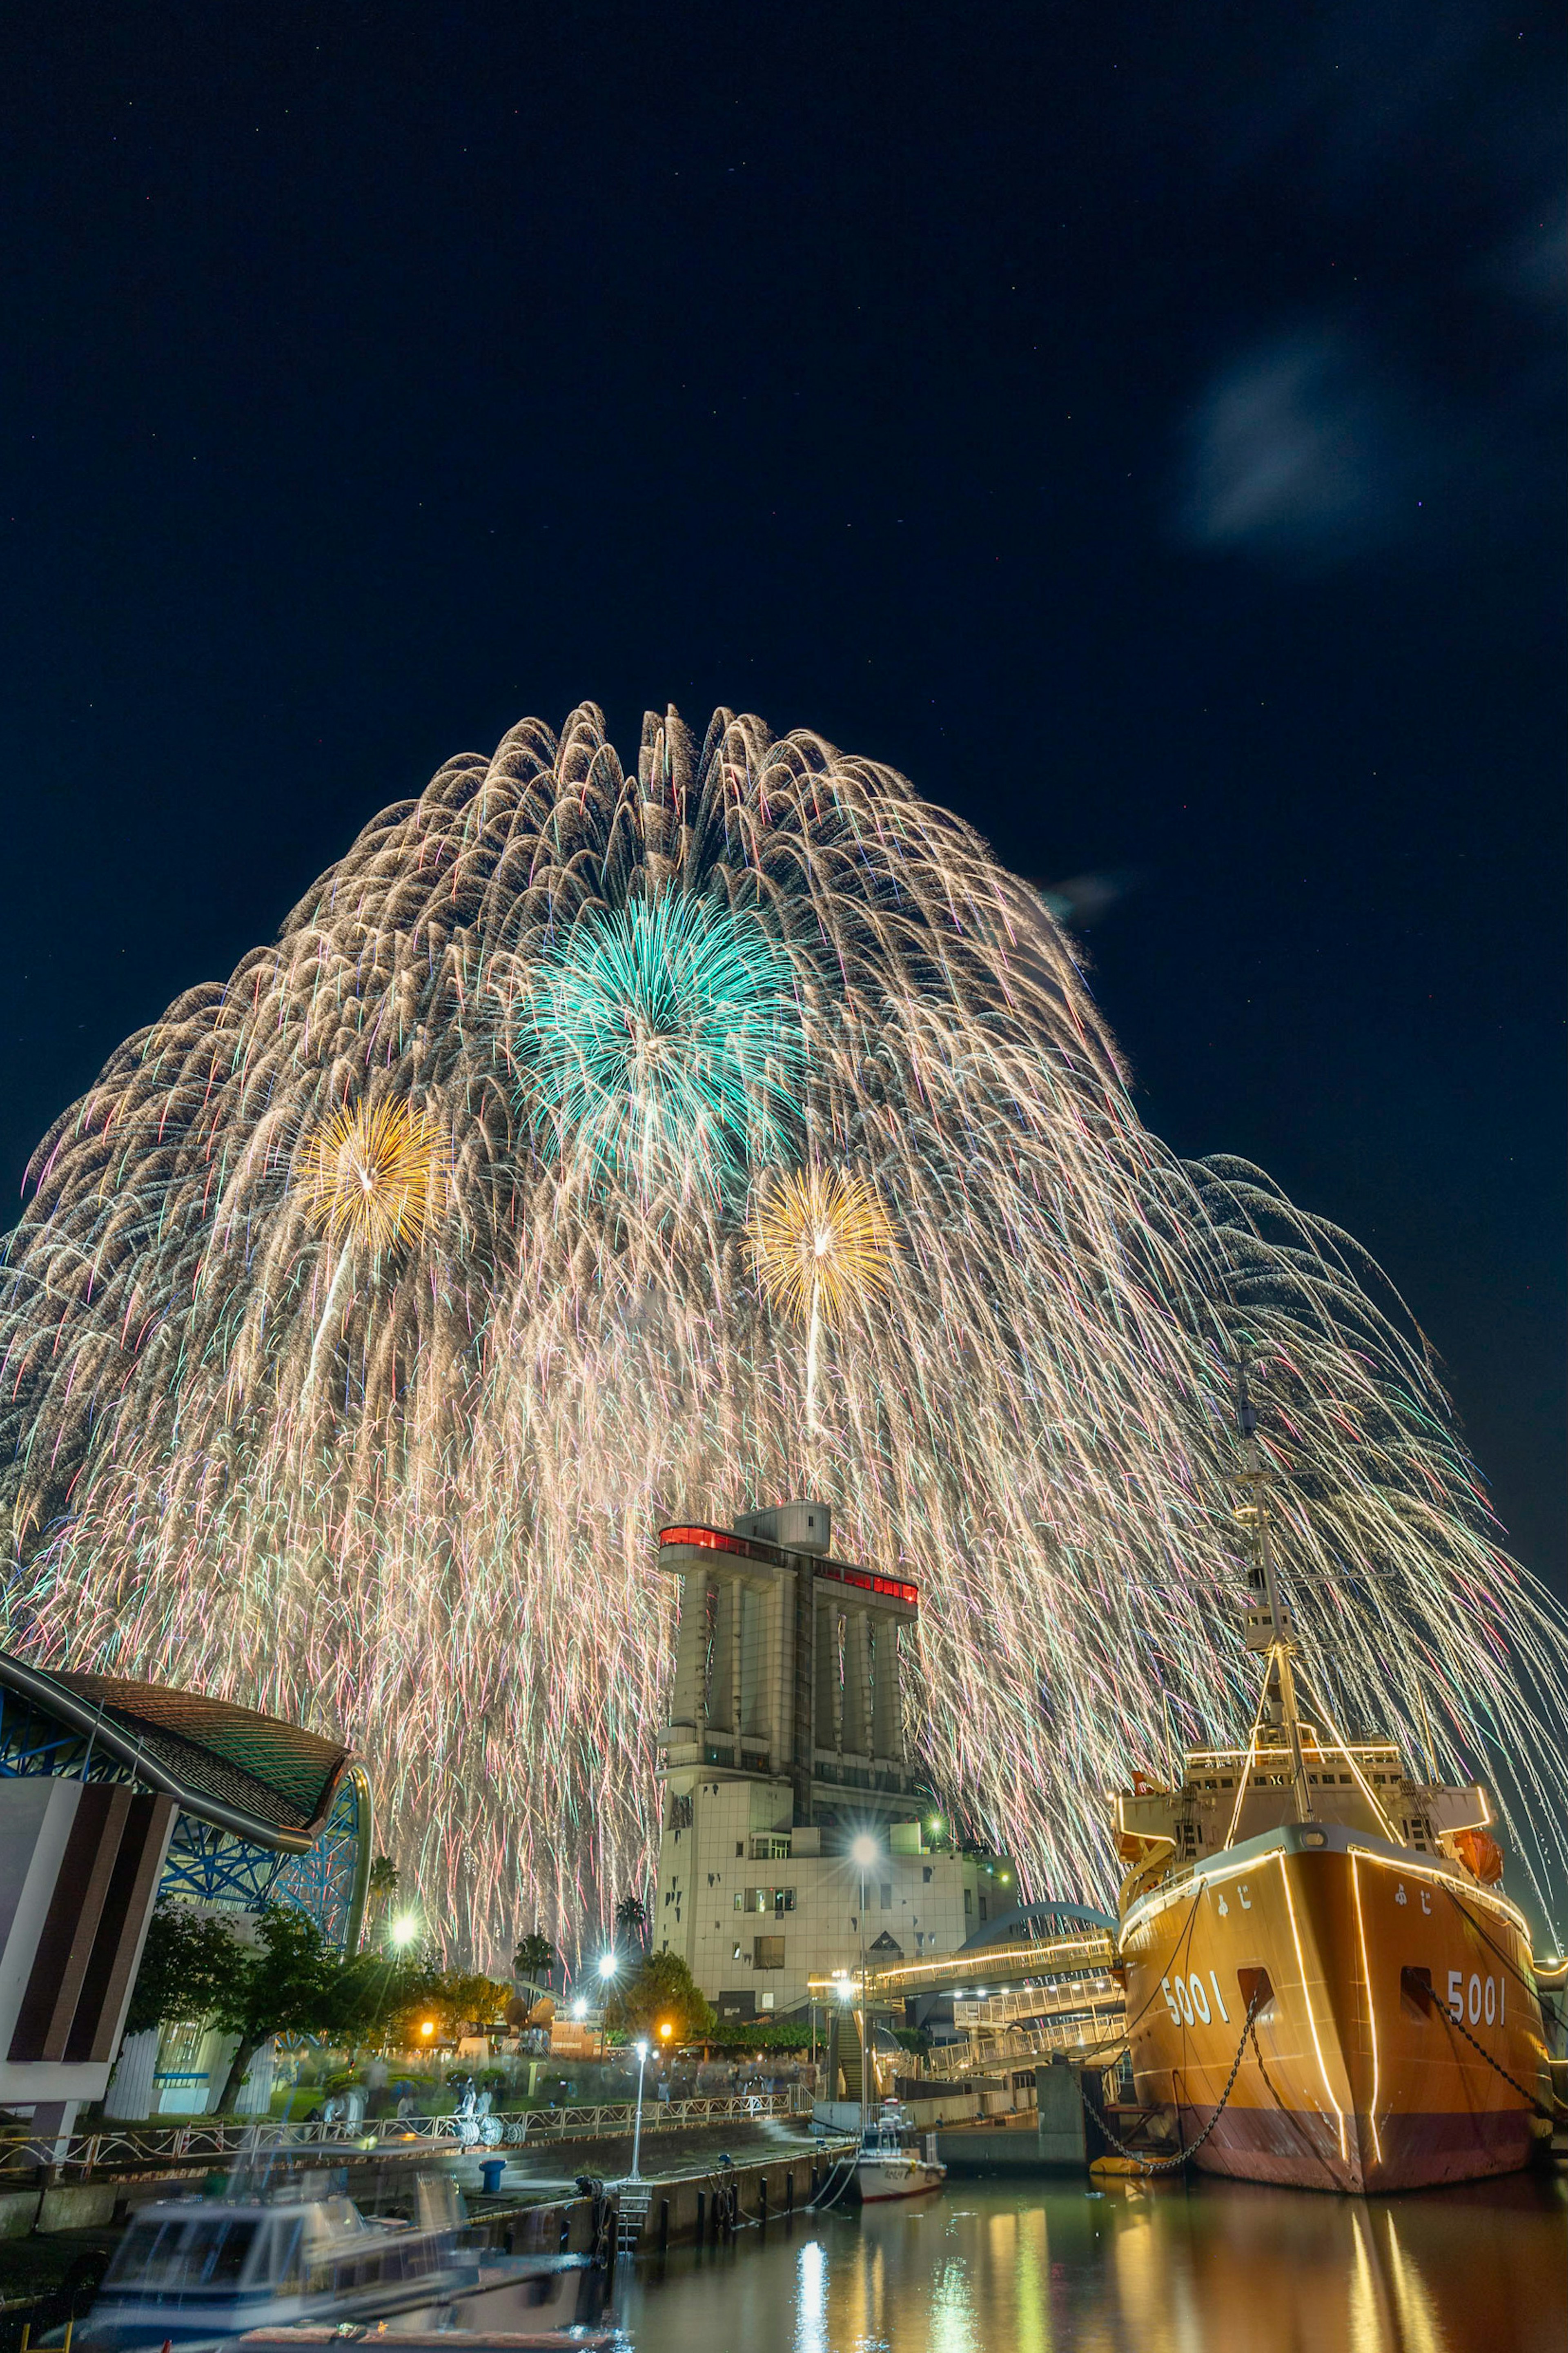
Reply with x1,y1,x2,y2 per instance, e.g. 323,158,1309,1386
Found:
808,1898,1127,2079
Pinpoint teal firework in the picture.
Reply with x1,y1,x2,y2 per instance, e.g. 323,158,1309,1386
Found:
518,893,802,1194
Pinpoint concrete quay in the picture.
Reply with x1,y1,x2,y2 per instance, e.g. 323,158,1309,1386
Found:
453,2119,853,2255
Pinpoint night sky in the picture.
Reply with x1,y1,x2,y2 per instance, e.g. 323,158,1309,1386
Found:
3,5,1562,1589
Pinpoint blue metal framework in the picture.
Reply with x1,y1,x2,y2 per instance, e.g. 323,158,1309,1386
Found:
272,1765,373,1951
0,1680,369,1951
962,1897,1117,1947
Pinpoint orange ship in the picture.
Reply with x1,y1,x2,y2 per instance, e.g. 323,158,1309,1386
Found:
1111,1360,1559,2193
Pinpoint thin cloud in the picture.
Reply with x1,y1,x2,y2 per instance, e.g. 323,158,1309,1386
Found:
1179,333,1394,561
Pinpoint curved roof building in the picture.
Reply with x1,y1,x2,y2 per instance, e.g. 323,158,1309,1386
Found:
0,1651,372,1950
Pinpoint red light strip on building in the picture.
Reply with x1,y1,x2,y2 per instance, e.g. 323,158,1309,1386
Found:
659,1525,753,1559
813,1560,920,1607
657,1525,918,1608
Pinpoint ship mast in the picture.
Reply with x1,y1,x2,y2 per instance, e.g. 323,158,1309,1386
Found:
1234,1348,1315,1825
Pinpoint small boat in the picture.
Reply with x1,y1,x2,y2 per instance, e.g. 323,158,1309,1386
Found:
1111,1357,1558,2193
53,2175,592,2351
854,2106,947,2203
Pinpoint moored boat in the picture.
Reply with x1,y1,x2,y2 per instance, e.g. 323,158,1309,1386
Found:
53,2176,592,2351
854,2106,946,2203
1111,1359,1559,2193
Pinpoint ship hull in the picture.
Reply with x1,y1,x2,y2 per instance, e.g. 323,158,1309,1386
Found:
1120,1824,1551,2193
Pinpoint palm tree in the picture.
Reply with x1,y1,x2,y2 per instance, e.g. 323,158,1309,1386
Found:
513,1930,557,1986
613,1893,650,1951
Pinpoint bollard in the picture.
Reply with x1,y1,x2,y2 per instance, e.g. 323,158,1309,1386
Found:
759,2173,768,2224
658,2197,669,2253
696,2190,706,2242
787,2169,795,2213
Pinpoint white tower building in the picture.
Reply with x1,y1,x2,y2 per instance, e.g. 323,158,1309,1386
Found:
651,1502,1015,2019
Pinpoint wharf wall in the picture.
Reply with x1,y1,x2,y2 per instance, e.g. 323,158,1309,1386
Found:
614,2144,855,2254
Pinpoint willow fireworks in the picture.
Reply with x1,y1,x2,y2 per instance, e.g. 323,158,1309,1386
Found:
2,702,1565,1959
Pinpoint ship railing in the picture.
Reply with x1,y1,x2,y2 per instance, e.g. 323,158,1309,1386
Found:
0,2090,813,2180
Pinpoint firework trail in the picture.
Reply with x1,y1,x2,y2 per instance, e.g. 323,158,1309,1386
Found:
1,704,1564,1959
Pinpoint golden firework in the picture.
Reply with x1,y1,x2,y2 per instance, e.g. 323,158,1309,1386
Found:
296,1097,446,1250
750,1163,898,1328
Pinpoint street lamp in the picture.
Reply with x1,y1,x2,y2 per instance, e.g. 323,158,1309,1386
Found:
389,1913,419,1949
849,1834,880,2143
630,2038,650,2181
596,1953,618,2058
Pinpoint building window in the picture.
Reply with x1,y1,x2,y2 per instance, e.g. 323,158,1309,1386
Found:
879,1883,892,1910
668,1793,693,1831
964,1888,972,1914
754,1936,786,1972
733,1943,743,1961
922,1866,933,1883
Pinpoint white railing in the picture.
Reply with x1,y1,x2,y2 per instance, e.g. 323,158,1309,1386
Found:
918,2012,1127,2080
953,1975,1123,2029
0,2090,813,2181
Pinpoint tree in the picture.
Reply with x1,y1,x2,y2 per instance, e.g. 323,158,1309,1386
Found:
613,1892,649,1950
123,1906,250,2040
513,1930,556,1985
212,1908,340,2112
380,1963,512,2052
608,1949,714,2044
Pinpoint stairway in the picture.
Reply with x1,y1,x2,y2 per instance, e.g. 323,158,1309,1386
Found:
614,2181,653,2257
833,2008,866,2101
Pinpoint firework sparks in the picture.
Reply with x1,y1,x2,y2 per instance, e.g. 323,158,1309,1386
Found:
0,701,1563,1961
519,893,801,1199
297,1098,447,1250
751,1163,898,1429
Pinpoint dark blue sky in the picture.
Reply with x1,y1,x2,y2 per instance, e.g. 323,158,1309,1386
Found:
2,3,1562,1584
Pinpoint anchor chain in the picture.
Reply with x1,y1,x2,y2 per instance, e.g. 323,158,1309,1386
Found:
1085,1989,1263,2175
1437,2000,1565,2124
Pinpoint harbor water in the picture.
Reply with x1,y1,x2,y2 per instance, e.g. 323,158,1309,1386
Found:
596,2170,1567,2353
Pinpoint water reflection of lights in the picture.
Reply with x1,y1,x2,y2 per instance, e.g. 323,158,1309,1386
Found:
794,2239,826,2353
1382,2213,1445,2353
930,2253,977,2353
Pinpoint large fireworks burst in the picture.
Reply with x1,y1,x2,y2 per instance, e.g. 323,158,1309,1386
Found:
2,702,1565,1959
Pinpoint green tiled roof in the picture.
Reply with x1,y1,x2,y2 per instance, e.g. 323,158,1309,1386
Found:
14,1663,350,1838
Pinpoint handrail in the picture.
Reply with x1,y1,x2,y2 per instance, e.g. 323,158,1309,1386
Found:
915,2013,1127,2080
953,1975,1123,2028
0,2089,814,2180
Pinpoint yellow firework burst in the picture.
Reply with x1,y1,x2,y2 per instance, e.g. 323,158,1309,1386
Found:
750,1163,898,1328
296,1098,446,1250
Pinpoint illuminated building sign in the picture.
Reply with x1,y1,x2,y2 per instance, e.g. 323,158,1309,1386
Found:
658,1524,918,1608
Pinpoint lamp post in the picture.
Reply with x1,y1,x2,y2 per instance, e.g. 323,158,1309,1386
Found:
850,1834,879,2145
630,2039,650,2181
596,1953,618,2059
